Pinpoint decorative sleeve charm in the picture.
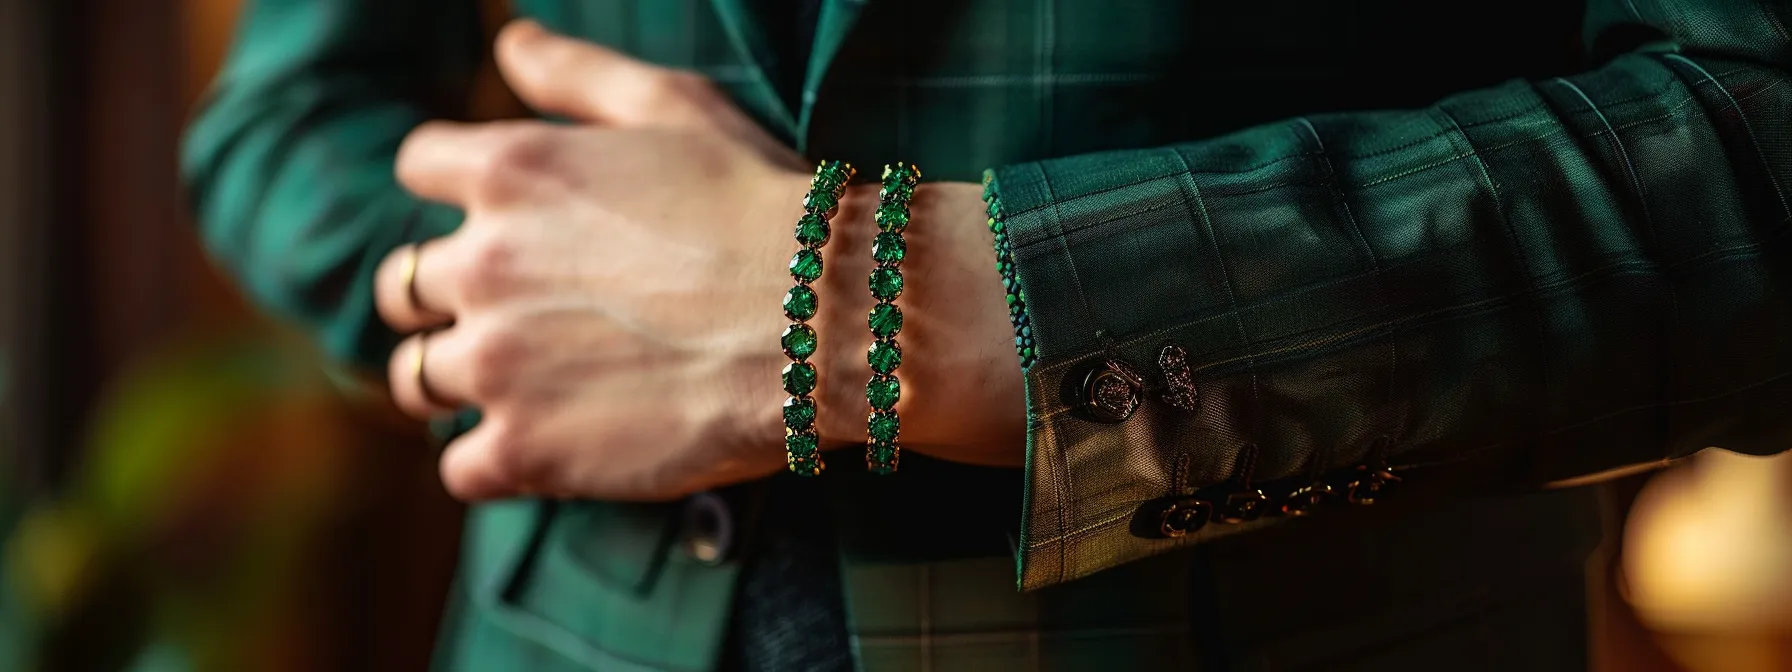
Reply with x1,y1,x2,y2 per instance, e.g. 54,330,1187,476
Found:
783,160,854,476
981,170,1035,370
865,162,918,475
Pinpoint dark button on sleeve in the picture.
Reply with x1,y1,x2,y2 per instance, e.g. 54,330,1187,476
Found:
1219,489,1271,523
1346,467,1402,505
1079,359,1144,423
1279,483,1336,517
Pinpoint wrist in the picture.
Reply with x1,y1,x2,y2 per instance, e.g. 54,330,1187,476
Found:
900,182,1026,466
810,183,881,449
809,180,1026,467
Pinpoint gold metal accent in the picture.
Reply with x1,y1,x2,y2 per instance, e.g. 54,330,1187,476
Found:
399,243,423,314
1220,489,1270,523
1158,499,1213,537
1280,483,1336,516
412,331,450,410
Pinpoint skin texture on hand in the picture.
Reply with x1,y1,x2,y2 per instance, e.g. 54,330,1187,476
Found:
371,20,1024,503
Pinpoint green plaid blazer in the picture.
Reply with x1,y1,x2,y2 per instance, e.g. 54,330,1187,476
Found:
184,0,1792,669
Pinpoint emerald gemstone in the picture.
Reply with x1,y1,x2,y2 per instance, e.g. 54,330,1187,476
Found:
786,429,819,455
869,267,904,300
795,214,831,247
882,163,917,184
875,205,909,232
804,190,838,214
866,374,900,410
868,303,904,338
789,248,824,283
871,232,906,265
783,285,818,321
783,396,816,430
867,338,902,374
781,323,818,361
783,361,818,396
789,454,824,476
879,181,914,204
786,430,823,476
788,450,824,476
868,411,900,442
867,442,899,475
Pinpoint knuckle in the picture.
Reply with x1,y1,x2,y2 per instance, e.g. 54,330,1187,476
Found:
485,424,547,488
635,69,699,110
473,128,556,201
454,233,520,302
463,324,525,401
664,70,712,97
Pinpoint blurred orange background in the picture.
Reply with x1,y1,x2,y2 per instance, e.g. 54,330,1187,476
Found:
0,1,1786,671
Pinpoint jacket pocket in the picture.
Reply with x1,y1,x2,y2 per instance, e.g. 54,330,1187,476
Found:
463,500,741,671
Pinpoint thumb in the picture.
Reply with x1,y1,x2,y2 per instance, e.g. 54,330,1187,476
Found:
494,19,712,127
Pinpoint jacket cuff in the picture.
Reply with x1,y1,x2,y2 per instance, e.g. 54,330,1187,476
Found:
986,157,1289,591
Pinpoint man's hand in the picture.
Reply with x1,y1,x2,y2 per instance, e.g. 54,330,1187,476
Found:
374,21,1024,503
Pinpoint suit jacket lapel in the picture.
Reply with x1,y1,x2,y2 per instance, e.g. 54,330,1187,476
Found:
796,0,866,142
706,0,800,138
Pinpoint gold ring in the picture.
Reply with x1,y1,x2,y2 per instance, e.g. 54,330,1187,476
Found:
412,331,448,411
399,243,423,314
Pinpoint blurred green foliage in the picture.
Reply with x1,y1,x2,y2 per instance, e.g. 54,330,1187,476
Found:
1,328,357,672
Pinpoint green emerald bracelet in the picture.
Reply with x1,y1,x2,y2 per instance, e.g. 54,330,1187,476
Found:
784,160,854,476
866,162,918,475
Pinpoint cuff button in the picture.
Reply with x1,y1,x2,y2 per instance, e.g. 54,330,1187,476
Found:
1347,468,1401,506
1159,498,1214,537
1080,359,1144,423
1280,483,1335,516
1157,345,1200,411
1219,489,1270,523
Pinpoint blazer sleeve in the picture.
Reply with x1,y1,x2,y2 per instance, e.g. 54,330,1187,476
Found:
181,0,481,369
986,0,1792,589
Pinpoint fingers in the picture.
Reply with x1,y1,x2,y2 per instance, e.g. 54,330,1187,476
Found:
495,19,716,127
439,410,567,501
438,420,521,501
386,310,528,420
374,241,456,333
387,330,467,418
397,119,559,208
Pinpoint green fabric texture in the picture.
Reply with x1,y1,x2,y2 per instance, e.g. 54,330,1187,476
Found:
182,0,1792,669
993,0,1792,589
